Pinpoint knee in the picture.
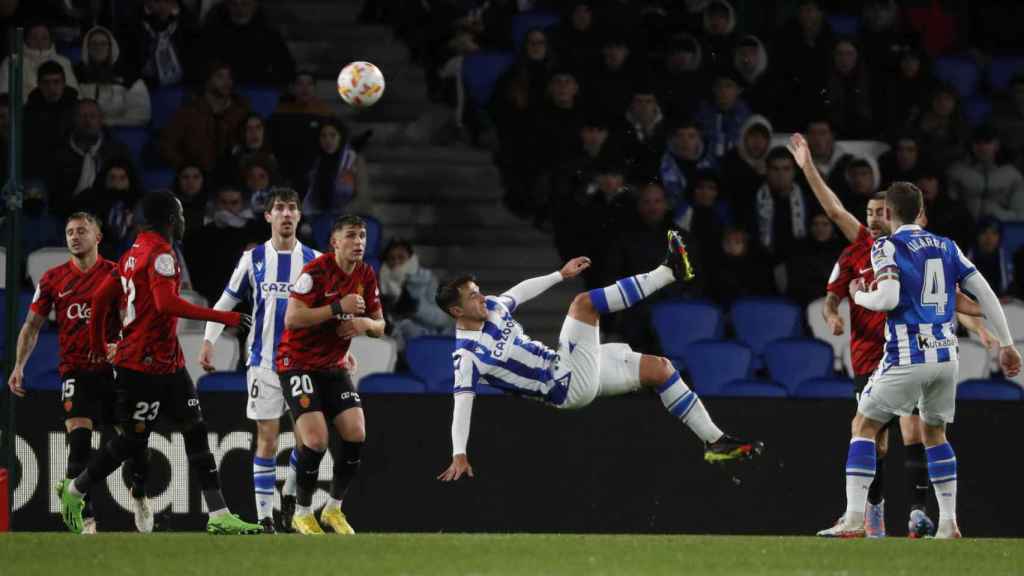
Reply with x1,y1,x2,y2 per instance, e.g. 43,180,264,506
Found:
303,432,329,453
571,292,594,312
342,426,366,444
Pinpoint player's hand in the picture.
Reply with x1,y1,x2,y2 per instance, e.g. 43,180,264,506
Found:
343,352,358,375
437,453,474,482
237,313,253,331
848,277,865,297
999,345,1022,378
341,294,366,315
199,340,217,372
826,314,845,336
786,133,811,170
105,343,117,363
337,318,368,339
560,257,591,279
7,368,26,397
978,326,998,351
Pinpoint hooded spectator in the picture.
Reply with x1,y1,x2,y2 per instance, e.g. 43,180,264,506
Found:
721,114,772,226
0,21,78,103
947,124,1024,222
74,26,151,127
200,0,295,84
379,238,452,349
733,34,771,113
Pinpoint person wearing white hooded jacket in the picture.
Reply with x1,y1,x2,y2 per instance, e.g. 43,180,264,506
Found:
74,26,152,127
379,238,452,349
0,21,78,104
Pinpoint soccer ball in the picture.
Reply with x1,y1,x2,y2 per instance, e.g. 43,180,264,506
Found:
337,61,385,108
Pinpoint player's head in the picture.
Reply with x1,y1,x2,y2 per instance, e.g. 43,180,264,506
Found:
436,274,486,322
866,191,888,238
65,212,102,257
141,189,186,240
264,187,301,238
885,182,923,227
330,214,366,262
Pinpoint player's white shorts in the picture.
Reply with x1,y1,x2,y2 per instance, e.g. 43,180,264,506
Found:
554,316,642,410
246,366,288,421
858,360,959,426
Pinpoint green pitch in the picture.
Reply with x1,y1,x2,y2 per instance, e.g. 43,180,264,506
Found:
2,533,1022,575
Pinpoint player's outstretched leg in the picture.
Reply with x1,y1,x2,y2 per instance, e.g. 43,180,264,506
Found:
178,421,261,535
60,428,148,533
124,445,154,533
64,423,95,534
587,231,693,317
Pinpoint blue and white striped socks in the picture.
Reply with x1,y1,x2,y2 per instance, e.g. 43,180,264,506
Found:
282,449,298,497
588,267,675,314
845,437,876,522
927,443,957,522
253,456,276,521
657,371,723,443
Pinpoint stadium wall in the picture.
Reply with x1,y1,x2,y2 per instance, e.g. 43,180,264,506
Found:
10,392,1024,536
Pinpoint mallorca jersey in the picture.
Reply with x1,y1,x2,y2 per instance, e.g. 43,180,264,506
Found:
452,296,565,404
30,258,120,376
870,225,977,367
113,230,186,374
276,255,381,372
827,225,886,376
222,241,319,370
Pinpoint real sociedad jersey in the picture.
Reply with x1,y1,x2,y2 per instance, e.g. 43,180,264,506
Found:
870,224,977,367
222,240,319,370
452,295,566,405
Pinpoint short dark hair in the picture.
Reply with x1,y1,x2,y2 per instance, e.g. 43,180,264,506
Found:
847,157,872,172
886,181,923,223
263,187,300,212
141,189,180,229
331,214,365,235
436,274,476,317
37,60,65,82
66,211,101,230
870,191,887,201
806,116,833,131
383,237,414,258
766,146,794,164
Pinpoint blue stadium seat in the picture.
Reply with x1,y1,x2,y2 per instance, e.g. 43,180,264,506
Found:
680,339,752,396
957,379,1023,401
151,86,186,131
462,51,516,109
719,379,787,398
112,126,150,168
793,377,856,399
933,56,979,97
405,335,457,393
989,57,1024,92
651,299,723,368
764,338,834,393
358,373,426,394
731,298,802,366
239,85,281,118
365,256,381,276
510,11,560,51
1001,222,1024,257
58,44,82,65
826,14,860,37
964,95,992,127
24,332,60,390
362,214,382,257
143,168,176,191
197,371,246,392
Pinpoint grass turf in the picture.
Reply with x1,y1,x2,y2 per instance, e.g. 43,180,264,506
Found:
2,533,1022,575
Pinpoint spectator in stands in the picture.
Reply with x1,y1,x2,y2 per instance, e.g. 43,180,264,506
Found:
675,171,732,265
122,0,198,88
824,38,873,139
159,60,250,171
917,166,972,249
570,159,633,287
878,46,932,137
173,163,210,238
708,227,774,306
549,1,599,78
215,113,277,187
0,21,78,103
24,61,79,180
992,73,1024,169
947,124,1024,222
241,154,277,214
913,82,969,169
770,0,834,131
585,33,636,120
694,70,751,162
805,117,854,182
841,157,880,220
3,179,62,255
51,99,134,212
200,0,295,85
301,118,368,217
536,70,585,173
70,158,142,259
191,185,264,302
700,0,736,72
861,0,921,116
379,238,452,349
655,33,705,119
879,132,923,187
659,119,715,211
969,218,1012,297
269,68,334,187
74,26,152,127
614,83,667,178
753,147,813,263
720,114,771,229
785,212,844,305
733,34,771,114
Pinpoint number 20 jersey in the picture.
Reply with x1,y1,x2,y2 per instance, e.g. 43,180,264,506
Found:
870,224,977,368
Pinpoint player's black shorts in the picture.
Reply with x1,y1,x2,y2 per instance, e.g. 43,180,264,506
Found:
60,370,116,423
280,369,361,420
854,373,918,417
113,368,203,432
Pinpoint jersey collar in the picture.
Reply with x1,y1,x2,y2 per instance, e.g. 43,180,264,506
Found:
895,224,922,234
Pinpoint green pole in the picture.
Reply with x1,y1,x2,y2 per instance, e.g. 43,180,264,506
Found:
3,26,23,530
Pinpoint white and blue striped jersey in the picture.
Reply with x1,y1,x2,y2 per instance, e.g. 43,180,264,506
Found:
870,224,977,367
223,240,320,370
453,295,566,405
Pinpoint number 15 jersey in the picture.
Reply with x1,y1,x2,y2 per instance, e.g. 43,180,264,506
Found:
870,224,977,367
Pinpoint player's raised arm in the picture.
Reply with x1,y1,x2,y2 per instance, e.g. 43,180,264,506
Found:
438,350,477,482
788,133,862,243
497,257,591,312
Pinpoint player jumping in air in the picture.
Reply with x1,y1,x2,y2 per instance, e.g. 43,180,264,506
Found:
278,215,385,535
788,134,990,538
9,213,150,533
58,190,262,535
436,232,763,483
817,182,1021,539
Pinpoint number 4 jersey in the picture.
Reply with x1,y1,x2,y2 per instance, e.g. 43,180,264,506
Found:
870,224,977,367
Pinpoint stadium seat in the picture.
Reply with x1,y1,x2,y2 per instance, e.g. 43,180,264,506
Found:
462,51,516,109
238,85,280,118
177,290,210,334
1001,222,1024,258
933,56,980,97
357,373,426,394
826,14,860,37
362,214,382,257
650,299,723,368
405,335,456,393
143,168,176,191
989,57,1024,92
348,335,398,387
27,247,68,287
23,332,60,390
180,332,239,384
510,11,560,51
964,94,992,127
150,86,186,131
679,339,753,396
806,296,851,372
792,377,855,399
112,126,150,168
197,371,246,392
957,378,1023,401
731,297,802,366
958,339,991,382
764,338,834,393
719,379,788,398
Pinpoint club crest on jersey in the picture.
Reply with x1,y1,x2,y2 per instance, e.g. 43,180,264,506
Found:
299,394,310,409
154,253,177,277
63,400,73,413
